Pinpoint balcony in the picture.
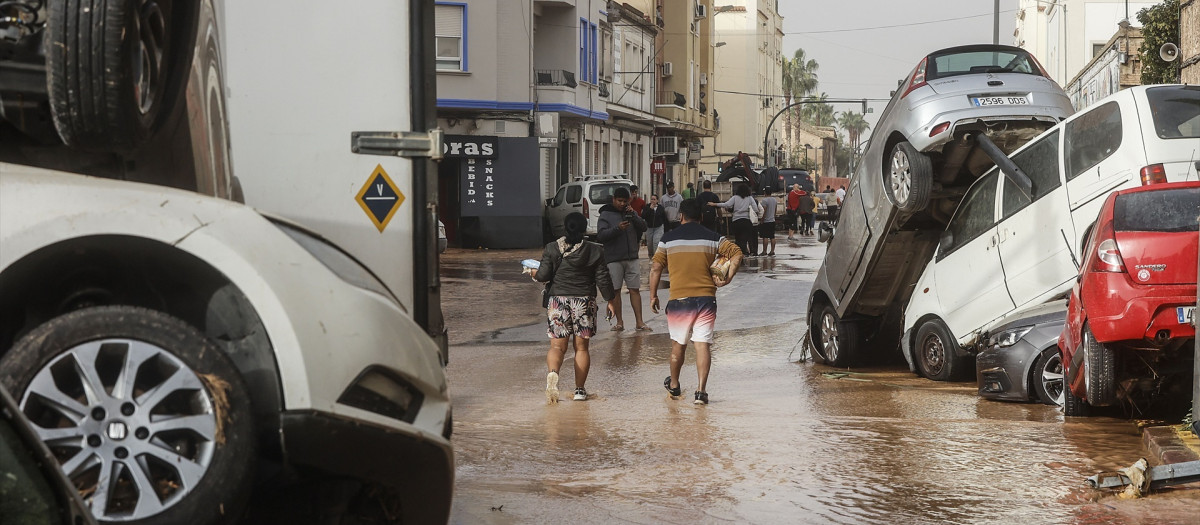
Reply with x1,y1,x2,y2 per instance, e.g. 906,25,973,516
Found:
535,69,577,88
656,91,685,107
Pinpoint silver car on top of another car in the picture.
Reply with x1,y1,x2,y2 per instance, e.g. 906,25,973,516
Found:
807,44,1074,367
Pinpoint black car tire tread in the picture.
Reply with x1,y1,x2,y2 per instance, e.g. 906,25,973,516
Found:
46,0,177,150
1063,363,1091,417
914,319,969,382
0,305,255,525
1083,328,1117,407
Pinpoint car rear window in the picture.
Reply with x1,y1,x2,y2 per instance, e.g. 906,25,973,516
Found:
1114,187,1200,233
565,185,582,203
1146,86,1200,139
927,48,1042,80
588,183,629,205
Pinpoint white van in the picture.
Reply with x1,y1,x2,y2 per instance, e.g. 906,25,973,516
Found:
901,85,1200,381
545,174,634,236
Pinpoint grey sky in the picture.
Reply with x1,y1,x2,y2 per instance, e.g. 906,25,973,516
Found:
777,0,1020,137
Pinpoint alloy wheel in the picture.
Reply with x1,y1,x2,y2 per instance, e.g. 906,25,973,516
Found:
1041,352,1065,406
820,312,840,363
890,149,912,206
133,1,168,115
19,338,218,520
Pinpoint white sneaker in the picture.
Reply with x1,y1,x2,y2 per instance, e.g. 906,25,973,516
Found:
573,388,588,401
546,371,559,404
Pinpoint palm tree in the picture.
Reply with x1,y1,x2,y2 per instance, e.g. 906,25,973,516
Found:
785,49,820,158
801,92,835,127
836,111,870,151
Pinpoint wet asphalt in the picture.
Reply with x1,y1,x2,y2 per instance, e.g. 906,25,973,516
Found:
440,235,1200,524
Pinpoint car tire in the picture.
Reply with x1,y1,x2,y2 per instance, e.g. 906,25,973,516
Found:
0,306,255,524
1032,347,1065,406
816,304,859,367
1082,328,1117,407
885,141,932,212
1062,364,1091,417
45,0,188,151
914,319,968,381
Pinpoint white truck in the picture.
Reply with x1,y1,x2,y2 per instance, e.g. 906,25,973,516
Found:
0,1,451,523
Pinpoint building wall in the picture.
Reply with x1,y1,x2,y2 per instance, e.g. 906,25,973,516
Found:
1040,0,1157,87
437,0,532,104
1182,0,1200,84
1066,25,1142,110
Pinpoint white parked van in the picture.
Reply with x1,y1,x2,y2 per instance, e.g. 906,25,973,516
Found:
545,175,634,236
901,85,1200,381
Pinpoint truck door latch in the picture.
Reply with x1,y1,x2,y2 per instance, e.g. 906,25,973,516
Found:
351,129,444,160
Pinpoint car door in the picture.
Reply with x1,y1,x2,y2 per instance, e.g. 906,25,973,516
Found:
995,128,1077,308
547,186,568,236
1063,98,1142,226
933,171,1015,339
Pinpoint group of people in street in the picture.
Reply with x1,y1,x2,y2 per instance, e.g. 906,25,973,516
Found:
532,188,743,406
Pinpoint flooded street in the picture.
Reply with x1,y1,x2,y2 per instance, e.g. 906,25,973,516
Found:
442,240,1199,524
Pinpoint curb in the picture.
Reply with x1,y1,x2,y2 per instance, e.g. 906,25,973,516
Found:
1143,425,1200,465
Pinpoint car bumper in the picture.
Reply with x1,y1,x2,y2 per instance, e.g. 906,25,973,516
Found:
280,410,453,524
1086,285,1197,343
906,108,1063,153
976,343,1037,402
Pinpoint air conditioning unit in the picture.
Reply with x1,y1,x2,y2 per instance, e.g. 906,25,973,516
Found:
654,136,678,155
699,73,708,85
695,4,707,18
662,62,673,77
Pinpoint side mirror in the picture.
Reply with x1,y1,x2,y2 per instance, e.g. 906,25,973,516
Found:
938,230,954,252
545,198,554,207
817,222,834,243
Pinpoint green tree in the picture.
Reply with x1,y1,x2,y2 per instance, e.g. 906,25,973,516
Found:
835,111,870,151
801,92,835,127
786,49,820,143
1137,0,1180,84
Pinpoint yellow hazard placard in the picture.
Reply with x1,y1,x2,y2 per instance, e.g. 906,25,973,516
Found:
356,164,405,232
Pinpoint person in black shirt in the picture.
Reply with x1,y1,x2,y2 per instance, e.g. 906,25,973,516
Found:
697,180,721,232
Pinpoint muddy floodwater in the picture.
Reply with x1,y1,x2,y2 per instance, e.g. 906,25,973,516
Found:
441,241,1199,524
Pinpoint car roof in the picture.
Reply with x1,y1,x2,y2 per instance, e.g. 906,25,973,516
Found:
1114,180,1200,197
987,299,1068,332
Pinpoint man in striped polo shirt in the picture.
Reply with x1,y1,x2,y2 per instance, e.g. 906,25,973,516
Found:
648,199,743,405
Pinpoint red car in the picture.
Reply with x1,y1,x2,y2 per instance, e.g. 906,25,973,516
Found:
1059,181,1198,416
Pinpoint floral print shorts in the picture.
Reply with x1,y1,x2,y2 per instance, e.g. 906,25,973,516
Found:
547,296,598,339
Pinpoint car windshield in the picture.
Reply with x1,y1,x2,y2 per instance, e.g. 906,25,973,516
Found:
1146,86,1200,139
589,183,629,205
927,48,1041,80
1114,187,1200,233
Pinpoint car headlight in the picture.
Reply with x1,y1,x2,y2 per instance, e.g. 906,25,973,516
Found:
271,220,398,304
338,367,424,423
988,325,1033,348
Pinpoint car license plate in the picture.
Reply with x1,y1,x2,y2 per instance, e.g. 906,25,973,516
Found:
1178,306,1196,325
971,96,1030,106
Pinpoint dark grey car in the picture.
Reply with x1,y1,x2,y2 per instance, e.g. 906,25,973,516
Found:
806,44,1073,367
977,300,1067,405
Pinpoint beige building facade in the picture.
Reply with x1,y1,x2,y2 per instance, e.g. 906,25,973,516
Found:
652,0,718,193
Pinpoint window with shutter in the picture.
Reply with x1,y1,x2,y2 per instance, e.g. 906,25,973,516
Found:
435,3,465,71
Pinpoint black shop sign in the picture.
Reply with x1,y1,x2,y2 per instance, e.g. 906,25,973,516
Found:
443,135,497,159
459,137,538,217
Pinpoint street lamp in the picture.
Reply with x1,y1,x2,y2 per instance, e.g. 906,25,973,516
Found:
803,144,812,171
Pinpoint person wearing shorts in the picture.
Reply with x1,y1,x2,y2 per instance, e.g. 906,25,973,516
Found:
535,212,616,403
757,187,778,256
649,199,743,405
597,187,649,331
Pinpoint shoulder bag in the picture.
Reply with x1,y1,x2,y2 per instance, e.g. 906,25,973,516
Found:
747,197,760,225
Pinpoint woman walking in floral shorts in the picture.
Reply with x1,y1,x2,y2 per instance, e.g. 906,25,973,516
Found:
534,212,616,403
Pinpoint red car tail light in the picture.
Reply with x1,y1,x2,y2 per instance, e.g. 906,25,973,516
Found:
1139,164,1168,185
901,57,929,99
582,199,589,219
1093,238,1126,273
929,122,950,137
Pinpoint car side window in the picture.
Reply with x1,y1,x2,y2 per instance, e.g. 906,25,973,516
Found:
943,172,999,256
565,185,582,203
0,418,68,525
1064,101,1122,181
1001,129,1062,218
552,187,566,207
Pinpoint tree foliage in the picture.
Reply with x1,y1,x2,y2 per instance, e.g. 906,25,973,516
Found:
1137,0,1180,84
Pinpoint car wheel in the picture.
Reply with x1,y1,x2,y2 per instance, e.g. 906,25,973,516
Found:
914,319,968,381
0,306,255,524
46,0,188,150
817,304,858,367
885,141,932,212
1062,373,1091,416
1082,328,1117,407
1033,348,1065,406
